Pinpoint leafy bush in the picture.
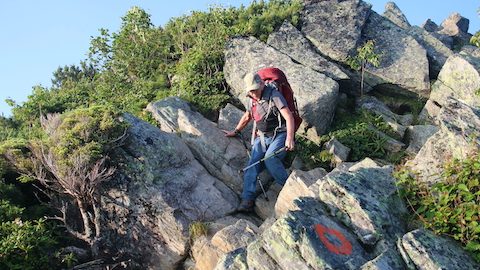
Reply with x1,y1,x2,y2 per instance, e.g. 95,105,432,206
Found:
295,136,333,170
320,110,392,161
396,152,480,262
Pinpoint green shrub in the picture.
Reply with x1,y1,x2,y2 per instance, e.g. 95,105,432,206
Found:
295,136,333,170
396,152,480,262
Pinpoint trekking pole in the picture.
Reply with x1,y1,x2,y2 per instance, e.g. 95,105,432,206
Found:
239,146,286,172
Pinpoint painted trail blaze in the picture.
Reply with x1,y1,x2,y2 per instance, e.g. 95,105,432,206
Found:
314,223,353,255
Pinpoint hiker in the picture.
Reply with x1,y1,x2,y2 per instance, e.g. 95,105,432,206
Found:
224,72,295,212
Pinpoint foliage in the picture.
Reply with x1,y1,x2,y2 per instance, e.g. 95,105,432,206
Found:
321,109,391,161
347,40,381,96
396,152,480,262
471,32,480,48
295,136,333,170
189,221,208,241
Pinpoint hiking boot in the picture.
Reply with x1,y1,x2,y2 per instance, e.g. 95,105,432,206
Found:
237,199,255,213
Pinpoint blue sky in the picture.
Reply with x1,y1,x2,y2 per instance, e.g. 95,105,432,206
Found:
0,0,478,117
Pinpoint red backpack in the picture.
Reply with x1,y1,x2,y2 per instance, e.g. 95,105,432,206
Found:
257,67,303,132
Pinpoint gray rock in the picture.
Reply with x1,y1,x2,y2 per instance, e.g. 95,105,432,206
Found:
407,26,454,77
440,12,470,36
317,158,407,246
147,97,248,195
262,198,371,269
418,99,441,124
362,12,430,97
325,137,350,164
245,240,278,270
430,53,480,109
438,12,472,49
357,95,412,138
300,0,372,62
360,244,406,270
405,125,439,155
383,2,410,29
214,248,248,270
402,229,480,270
211,219,259,254
254,182,283,220
224,36,339,138
461,45,480,60
274,168,327,218
406,98,480,185
103,114,238,270
218,103,252,144
368,125,406,154
267,21,349,81
421,19,440,32
191,236,222,270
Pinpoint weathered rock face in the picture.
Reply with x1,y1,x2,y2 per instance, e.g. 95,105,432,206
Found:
300,0,372,62
404,125,439,155
402,229,480,270
274,168,327,218
211,219,259,254
407,26,453,78
438,12,472,49
317,158,407,246
362,12,430,97
267,21,349,81
461,45,480,59
429,53,480,109
147,97,248,195
218,103,252,145
383,2,410,29
102,114,238,269
325,137,350,164
421,19,440,32
407,98,480,185
224,36,339,138
418,99,441,124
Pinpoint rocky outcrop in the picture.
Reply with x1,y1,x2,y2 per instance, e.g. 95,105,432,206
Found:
429,53,480,109
218,103,252,144
318,158,407,246
147,97,250,194
300,0,371,62
362,12,430,97
402,229,480,270
383,2,410,29
224,36,339,138
407,26,453,77
102,114,238,269
439,12,472,48
407,98,480,185
267,21,348,81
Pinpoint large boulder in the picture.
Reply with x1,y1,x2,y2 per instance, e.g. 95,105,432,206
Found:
402,229,480,270
217,103,252,145
317,158,407,246
407,26,453,78
382,2,410,29
300,0,371,62
256,198,372,269
224,36,339,138
147,97,249,195
362,12,430,97
211,219,259,254
267,21,349,81
406,98,480,185
429,53,480,109
102,114,238,269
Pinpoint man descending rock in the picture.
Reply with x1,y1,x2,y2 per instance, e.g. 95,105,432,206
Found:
224,72,295,212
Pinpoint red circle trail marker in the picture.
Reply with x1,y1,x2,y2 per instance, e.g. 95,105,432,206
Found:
314,223,353,255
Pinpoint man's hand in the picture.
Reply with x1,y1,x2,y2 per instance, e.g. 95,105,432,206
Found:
285,137,295,151
223,130,238,137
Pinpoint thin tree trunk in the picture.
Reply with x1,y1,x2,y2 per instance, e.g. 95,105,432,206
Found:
76,198,92,242
361,62,365,97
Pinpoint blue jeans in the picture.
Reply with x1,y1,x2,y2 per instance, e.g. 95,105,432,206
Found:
242,132,288,200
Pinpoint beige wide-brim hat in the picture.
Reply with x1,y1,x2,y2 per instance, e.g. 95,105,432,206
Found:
244,72,264,92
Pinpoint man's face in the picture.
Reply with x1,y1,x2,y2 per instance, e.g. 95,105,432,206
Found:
248,84,264,100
